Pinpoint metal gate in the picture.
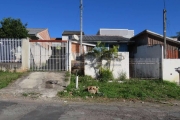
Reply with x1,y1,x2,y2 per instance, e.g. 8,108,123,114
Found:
29,40,68,71
129,58,162,79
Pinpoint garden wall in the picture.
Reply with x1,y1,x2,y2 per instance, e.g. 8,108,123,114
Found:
84,52,129,79
163,59,180,84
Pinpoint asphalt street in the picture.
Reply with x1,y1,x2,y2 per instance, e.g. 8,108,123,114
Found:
0,99,180,120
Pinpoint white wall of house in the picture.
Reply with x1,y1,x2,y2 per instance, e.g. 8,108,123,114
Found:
98,29,134,38
134,45,163,58
62,36,69,40
163,59,180,84
84,52,129,79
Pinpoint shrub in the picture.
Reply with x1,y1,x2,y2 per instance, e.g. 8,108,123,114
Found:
99,68,113,82
79,75,93,83
118,71,127,81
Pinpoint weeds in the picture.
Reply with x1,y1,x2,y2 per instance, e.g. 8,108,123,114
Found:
99,68,114,82
58,75,180,101
0,70,23,89
64,71,71,82
22,92,41,98
118,71,127,81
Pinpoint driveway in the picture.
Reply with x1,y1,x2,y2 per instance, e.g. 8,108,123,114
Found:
0,72,66,98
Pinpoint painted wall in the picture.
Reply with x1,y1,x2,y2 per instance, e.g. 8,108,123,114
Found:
21,38,30,70
30,42,52,68
163,59,180,84
134,45,163,58
84,52,129,79
37,29,50,40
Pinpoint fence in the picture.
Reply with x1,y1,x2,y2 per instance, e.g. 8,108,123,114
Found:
0,39,22,70
129,58,162,79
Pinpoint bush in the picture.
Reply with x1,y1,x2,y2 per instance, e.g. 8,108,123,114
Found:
118,71,127,81
99,68,113,82
79,75,94,83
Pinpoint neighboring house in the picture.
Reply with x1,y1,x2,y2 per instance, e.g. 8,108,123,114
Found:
27,28,50,40
83,28,134,52
97,28,134,38
82,35,132,52
129,30,180,59
62,30,95,59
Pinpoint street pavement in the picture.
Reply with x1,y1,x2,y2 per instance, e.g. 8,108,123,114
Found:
0,99,180,120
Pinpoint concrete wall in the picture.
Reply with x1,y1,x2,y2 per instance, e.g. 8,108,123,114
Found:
134,45,163,58
110,52,129,79
85,52,129,79
21,38,30,71
62,36,69,40
163,59,180,84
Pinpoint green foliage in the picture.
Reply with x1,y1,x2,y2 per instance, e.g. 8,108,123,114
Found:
0,17,28,38
118,71,127,81
0,70,23,89
86,41,119,81
65,71,71,77
99,68,114,82
22,93,28,97
79,75,94,83
58,75,180,101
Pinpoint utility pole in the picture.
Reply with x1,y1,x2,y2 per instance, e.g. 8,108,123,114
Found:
80,0,83,55
163,6,167,58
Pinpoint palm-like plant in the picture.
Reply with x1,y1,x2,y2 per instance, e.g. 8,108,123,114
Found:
85,41,119,81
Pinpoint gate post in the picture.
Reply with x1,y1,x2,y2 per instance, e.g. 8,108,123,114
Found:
66,40,71,71
21,38,30,70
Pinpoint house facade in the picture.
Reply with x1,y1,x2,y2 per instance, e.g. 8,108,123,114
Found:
129,30,180,59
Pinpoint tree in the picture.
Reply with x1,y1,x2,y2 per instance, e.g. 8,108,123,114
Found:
0,17,28,38
86,42,121,82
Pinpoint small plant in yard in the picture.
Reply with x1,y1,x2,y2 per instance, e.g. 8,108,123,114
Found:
99,68,113,82
22,93,28,97
79,75,94,83
64,71,71,82
22,92,41,98
118,71,127,81
65,71,71,77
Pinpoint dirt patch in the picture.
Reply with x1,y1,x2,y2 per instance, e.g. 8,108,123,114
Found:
0,72,68,98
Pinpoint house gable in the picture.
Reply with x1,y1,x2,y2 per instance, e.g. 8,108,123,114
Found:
27,28,50,40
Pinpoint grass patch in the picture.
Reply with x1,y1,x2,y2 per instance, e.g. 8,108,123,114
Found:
58,75,180,101
0,70,24,89
22,92,41,98
64,71,71,82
